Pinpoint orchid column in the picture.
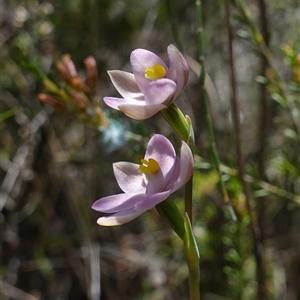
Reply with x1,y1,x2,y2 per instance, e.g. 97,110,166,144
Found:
93,45,200,300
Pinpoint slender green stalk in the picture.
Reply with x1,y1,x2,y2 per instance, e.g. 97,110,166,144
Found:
184,214,200,300
195,0,232,210
184,176,193,223
161,104,198,300
189,276,200,300
185,115,195,224
161,105,195,223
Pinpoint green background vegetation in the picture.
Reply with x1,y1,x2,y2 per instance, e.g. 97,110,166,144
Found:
1,0,299,299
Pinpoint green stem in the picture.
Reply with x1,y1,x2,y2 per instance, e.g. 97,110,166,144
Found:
161,105,195,223
184,175,193,223
195,0,231,207
189,275,200,300
161,85,198,300
184,116,195,224
184,213,200,300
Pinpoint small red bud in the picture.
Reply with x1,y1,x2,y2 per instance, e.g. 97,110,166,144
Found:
38,93,64,111
84,56,98,91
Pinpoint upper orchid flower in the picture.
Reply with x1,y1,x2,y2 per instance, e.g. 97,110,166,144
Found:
103,45,189,120
92,134,193,226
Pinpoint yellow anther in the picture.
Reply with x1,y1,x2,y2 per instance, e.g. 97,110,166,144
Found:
145,64,167,80
138,158,160,175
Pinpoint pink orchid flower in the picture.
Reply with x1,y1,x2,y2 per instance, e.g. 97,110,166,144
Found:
92,134,193,226
103,45,189,120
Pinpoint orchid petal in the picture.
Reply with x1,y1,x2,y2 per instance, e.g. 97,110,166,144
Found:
130,49,169,93
134,189,172,211
118,103,167,120
168,44,189,98
144,135,176,184
92,193,144,213
144,79,176,105
170,141,194,192
96,209,144,226
113,162,146,194
92,134,193,227
107,70,144,99
146,169,165,195
103,96,148,112
103,96,131,111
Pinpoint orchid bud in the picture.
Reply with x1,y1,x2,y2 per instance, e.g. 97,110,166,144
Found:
38,93,64,111
71,91,89,110
84,56,98,92
161,104,190,142
61,54,77,77
55,54,77,84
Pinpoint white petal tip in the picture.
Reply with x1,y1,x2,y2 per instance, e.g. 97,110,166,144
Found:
96,210,144,226
96,217,125,226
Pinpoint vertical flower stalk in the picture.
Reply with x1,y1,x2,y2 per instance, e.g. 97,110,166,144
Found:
102,44,200,300
184,213,200,300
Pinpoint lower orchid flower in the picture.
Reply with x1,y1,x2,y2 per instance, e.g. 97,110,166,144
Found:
92,134,194,226
103,44,189,120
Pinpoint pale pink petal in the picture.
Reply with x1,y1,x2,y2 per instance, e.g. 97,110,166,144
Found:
107,70,144,99
170,141,194,192
118,103,167,120
103,96,145,111
145,169,165,195
113,162,146,194
134,189,172,211
167,44,189,98
96,209,144,226
144,79,176,105
164,157,180,190
92,193,144,213
130,49,169,93
144,134,176,184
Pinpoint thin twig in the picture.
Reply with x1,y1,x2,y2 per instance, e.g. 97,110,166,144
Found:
0,280,40,300
257,0,270,179
256,1,270,297
224,1,265,299
218,164,300,204
0,109,49,211
88,242,101,300
195,0,233,215
233,0,300,139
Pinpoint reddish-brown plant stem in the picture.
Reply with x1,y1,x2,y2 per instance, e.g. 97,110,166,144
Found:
224,1,265,299
256,1,270,298
233,0,300,138
257,0,271,179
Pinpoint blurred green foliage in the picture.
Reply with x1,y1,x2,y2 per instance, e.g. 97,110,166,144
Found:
1,0,299,299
